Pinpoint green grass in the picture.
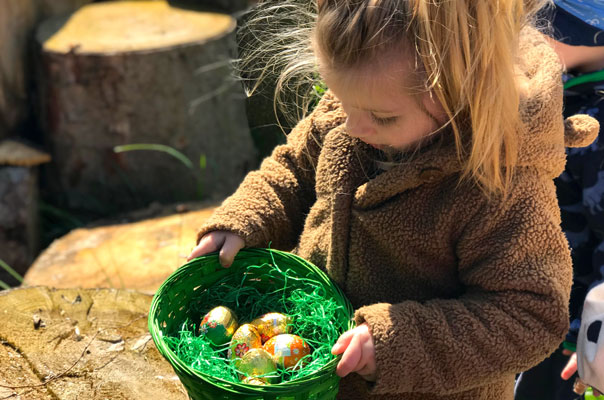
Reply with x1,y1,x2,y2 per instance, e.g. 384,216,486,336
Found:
114,143,207,199
0,258,23,290
114,144,194,169
39,201,86,249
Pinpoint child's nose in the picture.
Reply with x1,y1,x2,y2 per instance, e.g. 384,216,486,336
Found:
345,114,374,139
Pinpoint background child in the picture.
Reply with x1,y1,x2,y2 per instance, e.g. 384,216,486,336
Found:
189,1,598,398
515,2,604,399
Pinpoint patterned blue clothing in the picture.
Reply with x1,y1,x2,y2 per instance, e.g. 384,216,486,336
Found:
515,71,604,400
515,6,604,399
556,73,604,348
548,1,604,46
555,0,604,30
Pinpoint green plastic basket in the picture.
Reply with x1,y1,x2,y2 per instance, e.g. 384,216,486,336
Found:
148,248,355,400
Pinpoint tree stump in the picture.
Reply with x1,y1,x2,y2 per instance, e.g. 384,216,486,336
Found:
0,287,187,399
0,0,92,139
37,1,255,216
0,140,50,285
171,0,250,14
24,205,216,293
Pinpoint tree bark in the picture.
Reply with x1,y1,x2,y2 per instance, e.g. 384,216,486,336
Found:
0,166,38,283
0,0,92,139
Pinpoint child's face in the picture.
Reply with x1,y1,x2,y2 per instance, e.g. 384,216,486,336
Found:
319,53,447,152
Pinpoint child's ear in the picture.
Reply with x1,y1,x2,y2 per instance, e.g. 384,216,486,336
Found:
421,90,448,126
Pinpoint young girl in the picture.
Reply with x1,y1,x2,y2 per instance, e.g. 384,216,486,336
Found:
189,0,599,398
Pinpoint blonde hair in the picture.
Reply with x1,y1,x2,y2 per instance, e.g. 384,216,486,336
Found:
239,0,552,196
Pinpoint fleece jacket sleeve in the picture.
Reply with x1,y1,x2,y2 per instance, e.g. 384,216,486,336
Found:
196,93,343,250
355,169,572,395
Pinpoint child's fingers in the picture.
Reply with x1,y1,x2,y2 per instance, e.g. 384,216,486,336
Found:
357,367,377,381
561,352,577,380
360,334,376,368
355,333,376,380
356,360,375,379
336,333,363,377
188,243,208,261
331,328,356,355
188,233,224,261
218,235,245,267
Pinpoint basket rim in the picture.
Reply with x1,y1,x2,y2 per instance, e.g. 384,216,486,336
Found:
148,248,355,394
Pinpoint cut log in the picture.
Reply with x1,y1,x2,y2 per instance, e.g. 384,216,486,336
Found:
24,205,216,293
0,139,51,167
0,0,93,139
0,287,187,399
0,166,37,284
37,1,255,216
0,140,51,284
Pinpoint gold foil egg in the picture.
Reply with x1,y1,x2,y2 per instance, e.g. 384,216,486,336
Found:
229,323,262,361
263,334,311,369
241,376,268,386
237,348,278,383
199,306,238,346
250,312,292,343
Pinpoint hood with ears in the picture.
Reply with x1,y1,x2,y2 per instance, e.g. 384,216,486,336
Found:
516,29,599,178
349,27,600,210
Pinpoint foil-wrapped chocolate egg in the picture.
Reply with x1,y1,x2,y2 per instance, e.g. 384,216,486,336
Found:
238,348,278,383
241,376,268,385
199,306,238,346
228,323,262,361
263,334,311,369
250,312,292,343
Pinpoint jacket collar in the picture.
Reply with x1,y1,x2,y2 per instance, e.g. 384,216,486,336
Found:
353,139,460,209
319,126,462,210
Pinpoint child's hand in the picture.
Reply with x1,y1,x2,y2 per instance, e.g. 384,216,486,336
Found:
331,323,376,381
187,231,245,267
561,349,603,396
561,349,577,381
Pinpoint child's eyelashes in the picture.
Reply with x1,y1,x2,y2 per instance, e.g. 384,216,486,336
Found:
370,113,398,126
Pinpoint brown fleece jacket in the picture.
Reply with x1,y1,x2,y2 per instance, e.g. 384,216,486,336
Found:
197,31,599,399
